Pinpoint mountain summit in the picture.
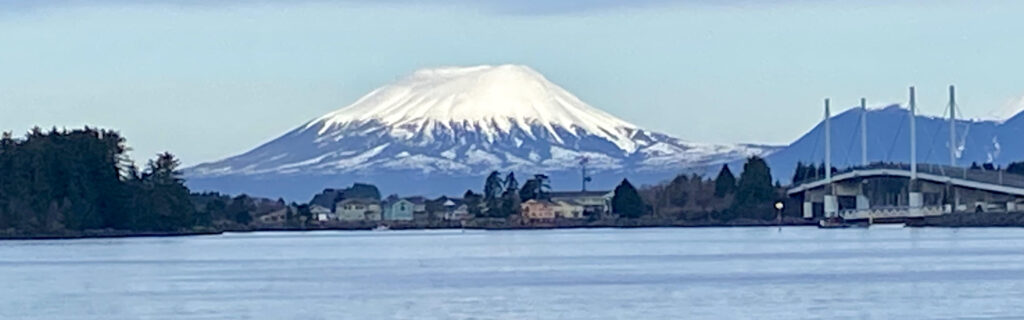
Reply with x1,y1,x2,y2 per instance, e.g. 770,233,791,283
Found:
186,65,775,200
311,65,642,152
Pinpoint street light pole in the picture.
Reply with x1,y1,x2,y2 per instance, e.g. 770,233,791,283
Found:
775,201,785,232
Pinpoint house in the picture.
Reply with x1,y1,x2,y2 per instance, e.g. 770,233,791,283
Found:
441,198,469,221
310,204,335,221
383,197,415,221
335,198,382,221
521,199,556,223
549,191,614,217
551,200,586,219
259,207,290,224
405,196,429,221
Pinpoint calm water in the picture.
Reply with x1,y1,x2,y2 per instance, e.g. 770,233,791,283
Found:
2,226,1024,319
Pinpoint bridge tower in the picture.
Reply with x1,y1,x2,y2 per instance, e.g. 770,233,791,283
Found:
823,98,838,218
861,98,868,167
949,85,957,167
908,87,923,213
856,98,870,212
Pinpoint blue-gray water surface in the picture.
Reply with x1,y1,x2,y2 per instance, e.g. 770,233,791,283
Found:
2,226,1024,319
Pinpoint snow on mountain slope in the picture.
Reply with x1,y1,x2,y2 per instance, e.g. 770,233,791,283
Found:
185,65,776,199
310,65,642,152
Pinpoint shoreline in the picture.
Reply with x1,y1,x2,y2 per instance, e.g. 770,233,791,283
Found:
0,218,818,240
8,213,1024,240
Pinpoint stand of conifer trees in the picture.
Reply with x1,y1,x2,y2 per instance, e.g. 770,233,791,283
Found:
0,128,198,234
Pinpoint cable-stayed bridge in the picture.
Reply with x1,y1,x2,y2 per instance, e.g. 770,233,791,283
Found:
787,86,1024,221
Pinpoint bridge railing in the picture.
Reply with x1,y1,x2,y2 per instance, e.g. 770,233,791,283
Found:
839,205,946,220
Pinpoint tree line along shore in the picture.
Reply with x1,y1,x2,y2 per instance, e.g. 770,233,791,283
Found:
1,127,1021,240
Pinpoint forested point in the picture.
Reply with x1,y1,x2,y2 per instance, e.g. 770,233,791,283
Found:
0,127,199,235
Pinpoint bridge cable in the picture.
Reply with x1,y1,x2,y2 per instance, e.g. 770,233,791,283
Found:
806,122,821,180
883,108,908,163
840,110,862,168
954,102,972,166
923,105,951,174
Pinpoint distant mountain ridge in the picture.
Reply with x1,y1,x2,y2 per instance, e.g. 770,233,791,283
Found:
749,104,1024,184
184,65,776,200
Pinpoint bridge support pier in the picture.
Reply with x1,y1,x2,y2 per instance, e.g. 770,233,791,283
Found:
824,195,838,218
909,192,923,215
856,195,869,211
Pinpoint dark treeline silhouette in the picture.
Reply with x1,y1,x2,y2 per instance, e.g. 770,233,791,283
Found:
640,156,790,222
0,128,198,234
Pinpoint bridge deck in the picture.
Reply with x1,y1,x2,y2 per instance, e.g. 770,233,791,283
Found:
787,164,1024,196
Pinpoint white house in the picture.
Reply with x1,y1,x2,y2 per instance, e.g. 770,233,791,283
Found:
310,204,335,222
441,199,470,221
549,191,613,217
552,200,586,219
335,198,382,221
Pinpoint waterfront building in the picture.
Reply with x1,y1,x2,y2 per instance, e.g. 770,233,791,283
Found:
551,200,586,219
549,191,613,217
521,199,556,223
310,204,335,221
383,197,416,221
336,198,382,221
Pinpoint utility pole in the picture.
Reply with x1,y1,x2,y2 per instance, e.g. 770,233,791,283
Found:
579,157,591,192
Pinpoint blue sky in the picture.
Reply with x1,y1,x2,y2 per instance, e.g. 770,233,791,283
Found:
2,0,1022,165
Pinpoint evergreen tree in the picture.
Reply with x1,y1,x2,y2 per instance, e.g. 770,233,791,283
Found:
296,204,313,224
484,171,503,200
504,172,519,193
612,179,645,218
732,156,776,220
140,152,195,230
792,162,807,183
500,175,522,218
1007,161,1024,176
463,190,484,217
519,179,538,201
496,172,521,218
145,152,183,185
519,174,551,201
483,171,504,216
229,195,254,225
341,183,381,200
713,164,737,198
534,174,551,200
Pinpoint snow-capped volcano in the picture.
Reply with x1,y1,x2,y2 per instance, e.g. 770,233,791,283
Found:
311,65,643,152
186,65,777,200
